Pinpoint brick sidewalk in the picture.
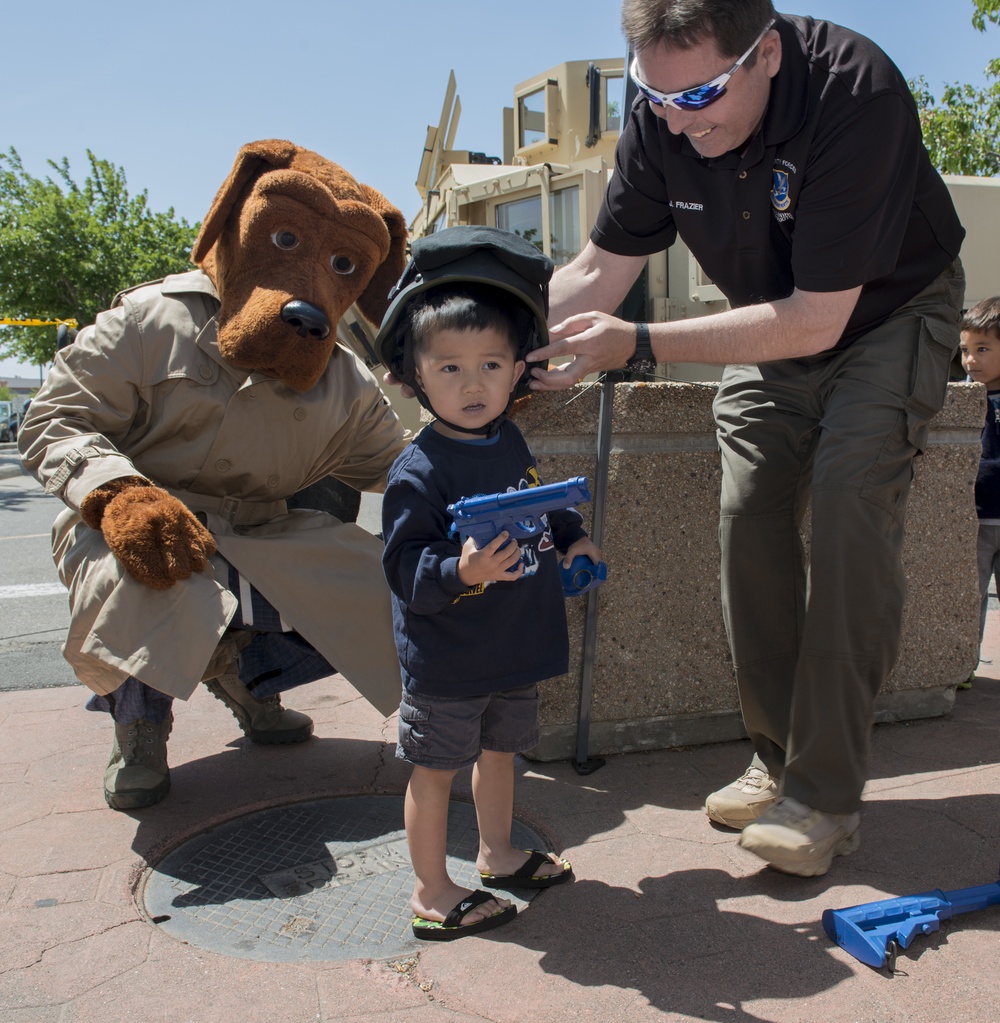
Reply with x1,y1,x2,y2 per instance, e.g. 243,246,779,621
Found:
2,657,999,1022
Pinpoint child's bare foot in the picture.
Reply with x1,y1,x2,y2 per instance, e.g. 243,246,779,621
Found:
412,881,512,925
478,849,573,889
410,886,516,941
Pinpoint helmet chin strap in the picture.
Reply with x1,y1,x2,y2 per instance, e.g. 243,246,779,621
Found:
409,380,511,438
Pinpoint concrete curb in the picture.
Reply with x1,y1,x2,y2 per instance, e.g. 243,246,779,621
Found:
0,443,25,480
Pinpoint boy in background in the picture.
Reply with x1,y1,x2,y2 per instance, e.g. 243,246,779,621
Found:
959,296,1000,685
377,227,602,941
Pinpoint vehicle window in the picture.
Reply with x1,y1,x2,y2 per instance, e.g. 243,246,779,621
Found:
495,185,581,265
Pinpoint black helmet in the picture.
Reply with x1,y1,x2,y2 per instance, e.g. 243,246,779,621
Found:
375,226,553,433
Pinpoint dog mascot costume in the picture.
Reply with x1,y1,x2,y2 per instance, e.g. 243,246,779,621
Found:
19,139,409,810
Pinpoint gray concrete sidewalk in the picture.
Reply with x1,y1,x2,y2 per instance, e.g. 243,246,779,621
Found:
2,644,999,1022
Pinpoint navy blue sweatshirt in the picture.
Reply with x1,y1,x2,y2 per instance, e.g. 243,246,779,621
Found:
976,391,1000,522
381,423,587,697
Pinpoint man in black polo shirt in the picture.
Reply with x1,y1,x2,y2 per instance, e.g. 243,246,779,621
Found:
527,0,965,876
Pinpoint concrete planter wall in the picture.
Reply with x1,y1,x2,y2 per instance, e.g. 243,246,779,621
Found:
512,381,982,761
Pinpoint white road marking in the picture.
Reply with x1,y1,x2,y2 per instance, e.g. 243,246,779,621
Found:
0,583,66,598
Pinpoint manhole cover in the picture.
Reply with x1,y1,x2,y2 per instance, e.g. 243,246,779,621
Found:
138,795,546,961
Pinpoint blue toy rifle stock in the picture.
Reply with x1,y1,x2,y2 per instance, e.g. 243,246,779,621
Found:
448,476,591,550
822,881,1000,969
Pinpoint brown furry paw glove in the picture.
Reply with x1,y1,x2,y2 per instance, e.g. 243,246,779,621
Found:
80,478,217,590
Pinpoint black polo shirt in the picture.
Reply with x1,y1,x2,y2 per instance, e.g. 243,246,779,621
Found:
593,14,965,349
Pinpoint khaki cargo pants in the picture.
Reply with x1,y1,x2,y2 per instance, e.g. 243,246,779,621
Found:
713,260,965,814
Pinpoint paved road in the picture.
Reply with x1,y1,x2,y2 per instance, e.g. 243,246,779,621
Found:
0,452,78,692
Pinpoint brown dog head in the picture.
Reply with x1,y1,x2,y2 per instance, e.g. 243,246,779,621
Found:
191,140,408,393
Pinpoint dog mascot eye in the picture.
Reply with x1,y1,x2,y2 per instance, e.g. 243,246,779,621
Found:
331,255,356,275
271,230,299,250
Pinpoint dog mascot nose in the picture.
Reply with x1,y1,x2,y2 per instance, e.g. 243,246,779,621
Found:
281,299,331,339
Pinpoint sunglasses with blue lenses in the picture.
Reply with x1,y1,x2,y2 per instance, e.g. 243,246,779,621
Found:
630,19,775,111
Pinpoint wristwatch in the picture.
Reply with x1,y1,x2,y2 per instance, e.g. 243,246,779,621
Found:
625,321,656,375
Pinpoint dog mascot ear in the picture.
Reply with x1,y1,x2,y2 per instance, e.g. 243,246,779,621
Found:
191,139,301,265
352,182,409,327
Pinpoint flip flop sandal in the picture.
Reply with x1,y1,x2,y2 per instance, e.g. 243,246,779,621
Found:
480,849,574,889
411,889,517,941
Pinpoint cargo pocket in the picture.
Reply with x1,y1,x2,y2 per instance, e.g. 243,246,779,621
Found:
397,691,431,755
904,314,957,454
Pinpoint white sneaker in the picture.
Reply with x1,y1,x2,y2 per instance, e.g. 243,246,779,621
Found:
738,796,861,876
705,763,779,829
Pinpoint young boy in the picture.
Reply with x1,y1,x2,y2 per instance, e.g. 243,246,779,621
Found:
376,227,602,941
960,295,1000,684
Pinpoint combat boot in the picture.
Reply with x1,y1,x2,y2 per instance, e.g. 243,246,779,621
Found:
104,715,172,810
203,672,314,744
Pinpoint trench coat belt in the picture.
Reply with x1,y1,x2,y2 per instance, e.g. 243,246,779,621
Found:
163,487,288,527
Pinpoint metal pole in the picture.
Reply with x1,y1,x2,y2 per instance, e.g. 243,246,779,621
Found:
573,373,616,774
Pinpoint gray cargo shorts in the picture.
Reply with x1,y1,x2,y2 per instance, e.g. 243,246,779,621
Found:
396,683,540,770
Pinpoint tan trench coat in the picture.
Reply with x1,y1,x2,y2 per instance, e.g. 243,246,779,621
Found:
18,270,408,717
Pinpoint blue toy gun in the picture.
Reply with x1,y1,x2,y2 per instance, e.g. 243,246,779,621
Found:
448,476,592,550
822,881,1000,969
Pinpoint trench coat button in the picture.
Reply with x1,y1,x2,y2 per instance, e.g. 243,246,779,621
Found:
267,475,280,488
742,210,751,220
200,365,213,379
215,459,231,473
294,407,306,421
739,170,748,179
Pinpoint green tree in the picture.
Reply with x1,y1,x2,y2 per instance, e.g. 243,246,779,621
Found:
972,0,1000,35
911,76,1000,175
908,0,1000,175
0,148,198,368
972,0,1000,78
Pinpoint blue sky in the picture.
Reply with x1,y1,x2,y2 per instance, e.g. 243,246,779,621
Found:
2,0,997,379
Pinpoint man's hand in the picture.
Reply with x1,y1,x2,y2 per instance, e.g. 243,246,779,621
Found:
527,311,636,390
457,532,524,586
382,369,416,400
